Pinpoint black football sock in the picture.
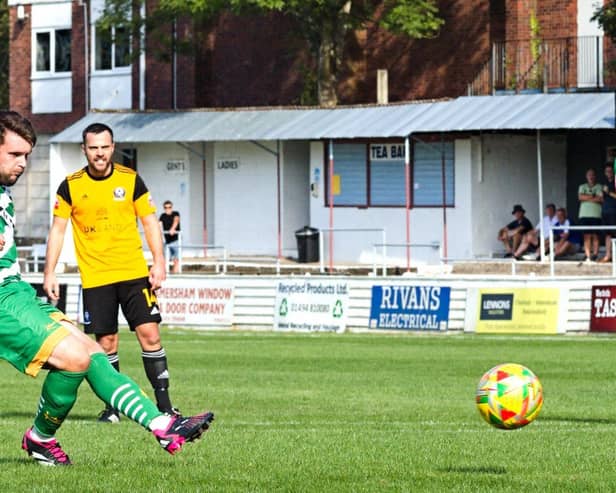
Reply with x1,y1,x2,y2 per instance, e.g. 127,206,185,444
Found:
142,348,173,413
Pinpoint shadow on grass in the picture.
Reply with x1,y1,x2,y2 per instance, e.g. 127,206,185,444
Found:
440,466,507,475
541,415,616,425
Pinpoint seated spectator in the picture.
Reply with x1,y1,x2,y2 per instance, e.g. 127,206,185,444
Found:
498,204,533,258
513,203,557,260
553,207,581,258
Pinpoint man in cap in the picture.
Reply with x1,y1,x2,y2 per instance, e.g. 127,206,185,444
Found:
497,204,533,258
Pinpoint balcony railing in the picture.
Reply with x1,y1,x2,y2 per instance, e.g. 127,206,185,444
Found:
468,36,607,96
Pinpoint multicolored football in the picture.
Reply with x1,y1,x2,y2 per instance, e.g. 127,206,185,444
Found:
476,363,543,430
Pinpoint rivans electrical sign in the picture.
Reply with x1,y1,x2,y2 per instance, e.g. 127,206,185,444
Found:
369,285,451,331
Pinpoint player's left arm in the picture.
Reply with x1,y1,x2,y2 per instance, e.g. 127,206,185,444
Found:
141,212,167,289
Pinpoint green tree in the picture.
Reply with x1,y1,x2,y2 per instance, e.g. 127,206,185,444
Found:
0,0,8,109
98,0,443,107
592,0,616,40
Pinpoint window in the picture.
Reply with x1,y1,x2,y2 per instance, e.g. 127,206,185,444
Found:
94,25,131,71
33,29,71,74
325,140,455,207
413,141,455,207
329,144,367,206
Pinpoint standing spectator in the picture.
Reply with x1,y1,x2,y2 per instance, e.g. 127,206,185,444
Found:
43,123,178,423
600,163,616,262
497,204,533,258
513,203,557,260
578,168,603,262
159,200,181,274
553,207,581,258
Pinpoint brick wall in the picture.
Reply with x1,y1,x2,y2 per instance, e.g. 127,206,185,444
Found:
192,0,492,106
9,3,87,134
193,12,310,107
9,0,607,120
345,0,491,102
8,3,88,239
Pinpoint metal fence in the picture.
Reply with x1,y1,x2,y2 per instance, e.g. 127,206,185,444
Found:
468,36,605,96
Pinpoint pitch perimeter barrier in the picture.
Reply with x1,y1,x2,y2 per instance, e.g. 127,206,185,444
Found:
21,273,616,335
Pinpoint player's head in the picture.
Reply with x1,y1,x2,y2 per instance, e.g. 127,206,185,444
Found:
0,111,36,186
0,111,36,147
82,122,113,144
163,200,173,213
81,122,115,178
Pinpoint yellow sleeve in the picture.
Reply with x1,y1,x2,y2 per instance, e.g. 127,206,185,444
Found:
135,191,157,218
53,194,72,219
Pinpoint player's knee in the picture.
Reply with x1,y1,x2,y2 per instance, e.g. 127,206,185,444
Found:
136,324,161,348
70,349,92,372
140,334,161,349
96,333,118,353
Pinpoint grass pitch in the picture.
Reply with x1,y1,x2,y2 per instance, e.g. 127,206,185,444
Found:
1,330,616,492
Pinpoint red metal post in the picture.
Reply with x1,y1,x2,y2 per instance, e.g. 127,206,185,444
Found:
404,137,411,272
328,139,334,273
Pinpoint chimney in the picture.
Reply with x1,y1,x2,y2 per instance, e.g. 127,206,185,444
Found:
377,69,388,105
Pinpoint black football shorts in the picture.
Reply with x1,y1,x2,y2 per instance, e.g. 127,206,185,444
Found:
82,277,162,334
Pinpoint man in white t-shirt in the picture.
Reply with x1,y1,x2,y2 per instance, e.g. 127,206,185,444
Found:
514,203,558,260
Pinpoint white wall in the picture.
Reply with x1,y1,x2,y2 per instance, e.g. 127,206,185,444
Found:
308,139,474,265
32,77,72,114
136,143,192,243
11,134,51,239
470,133,567,257
48,142,84,263
282,141,310,255
213,141,279,255
89,74,132,110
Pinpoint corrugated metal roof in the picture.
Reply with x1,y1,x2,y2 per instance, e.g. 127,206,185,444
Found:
50,93,615,144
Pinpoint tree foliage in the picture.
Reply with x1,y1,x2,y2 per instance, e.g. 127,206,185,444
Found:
99,0,443,106
592,1,616,41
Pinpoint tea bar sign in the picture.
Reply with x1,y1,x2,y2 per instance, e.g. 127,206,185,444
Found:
370,143,405,161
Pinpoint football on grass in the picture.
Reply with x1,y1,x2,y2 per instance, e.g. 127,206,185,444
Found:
476,363,543,430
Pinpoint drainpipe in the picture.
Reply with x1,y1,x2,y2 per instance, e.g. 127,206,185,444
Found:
139,1,146,110
81,0,89,112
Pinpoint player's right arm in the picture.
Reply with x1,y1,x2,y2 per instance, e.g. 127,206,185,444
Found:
43,215,69,301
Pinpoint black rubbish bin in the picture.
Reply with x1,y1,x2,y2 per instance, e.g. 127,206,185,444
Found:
295,226,320,263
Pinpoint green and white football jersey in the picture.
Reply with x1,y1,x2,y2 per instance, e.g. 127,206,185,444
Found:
0,186,21,282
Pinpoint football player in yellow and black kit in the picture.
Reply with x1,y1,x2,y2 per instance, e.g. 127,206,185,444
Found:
44,123,177,423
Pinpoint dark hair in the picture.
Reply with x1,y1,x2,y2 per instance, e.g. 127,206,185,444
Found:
163,200,173,207
556,207,567,215
0,111,36,147
82,122,114,144
545,203,556,211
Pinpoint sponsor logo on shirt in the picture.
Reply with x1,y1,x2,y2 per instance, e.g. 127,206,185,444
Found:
113,187,126,201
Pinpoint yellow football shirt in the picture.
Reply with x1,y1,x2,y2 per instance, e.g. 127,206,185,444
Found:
53,164,156,288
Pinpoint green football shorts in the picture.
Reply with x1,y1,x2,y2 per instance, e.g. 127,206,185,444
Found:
0,279,70,377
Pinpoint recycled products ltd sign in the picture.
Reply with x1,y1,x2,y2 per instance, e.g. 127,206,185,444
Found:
274,280,349,333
